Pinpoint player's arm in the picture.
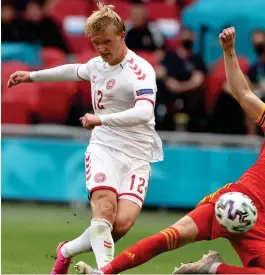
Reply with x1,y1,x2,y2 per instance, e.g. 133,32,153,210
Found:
80,100,153,129
7,63,91,88
99,99,153,127
220,27,265,127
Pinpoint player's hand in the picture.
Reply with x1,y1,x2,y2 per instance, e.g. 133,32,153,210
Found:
219,27,236,52
7,71,32,88
79,113,102,130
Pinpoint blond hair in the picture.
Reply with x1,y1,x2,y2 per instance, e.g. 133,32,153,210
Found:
85,1,125,36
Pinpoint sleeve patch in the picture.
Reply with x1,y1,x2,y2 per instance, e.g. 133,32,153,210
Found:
136,89,154,96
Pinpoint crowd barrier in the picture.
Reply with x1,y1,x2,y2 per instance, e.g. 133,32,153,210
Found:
2,125,261,208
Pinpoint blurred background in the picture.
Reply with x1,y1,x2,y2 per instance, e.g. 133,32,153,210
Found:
1,0,265,274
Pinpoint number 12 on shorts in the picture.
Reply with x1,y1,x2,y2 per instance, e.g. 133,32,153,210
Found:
130,175,146,195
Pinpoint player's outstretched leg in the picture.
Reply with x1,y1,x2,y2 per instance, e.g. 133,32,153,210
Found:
96,214,199,274
173,252,265,274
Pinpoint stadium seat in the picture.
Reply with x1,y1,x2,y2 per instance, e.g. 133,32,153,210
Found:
2,83,40,124
145,2,180,20
206,56,250,112
2,100,31,124
134,51,159,68
41,47,66,68
2,62,30,92
36,82,77,123
66,36,95,55
47,0,92,27
76,50,97,64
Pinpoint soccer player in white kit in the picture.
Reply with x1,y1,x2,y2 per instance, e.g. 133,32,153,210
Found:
7,2,163,274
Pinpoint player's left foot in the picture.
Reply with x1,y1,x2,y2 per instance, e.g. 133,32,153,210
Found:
75,261,103,274
172,250,223,274
50,241,72,274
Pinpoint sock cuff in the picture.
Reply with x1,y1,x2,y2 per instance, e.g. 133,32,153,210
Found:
91,218,113,231
160,226,180,251
209,262,222,274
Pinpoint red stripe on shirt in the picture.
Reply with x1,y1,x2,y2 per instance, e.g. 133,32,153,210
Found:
134,97,155,108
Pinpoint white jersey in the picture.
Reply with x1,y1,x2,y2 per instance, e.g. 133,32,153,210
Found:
77,50,163,163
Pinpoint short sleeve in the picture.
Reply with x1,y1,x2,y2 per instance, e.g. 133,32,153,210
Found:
131,65,157,108
76,59,94,81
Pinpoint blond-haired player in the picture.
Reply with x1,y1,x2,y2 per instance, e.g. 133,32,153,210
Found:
7,2,163,274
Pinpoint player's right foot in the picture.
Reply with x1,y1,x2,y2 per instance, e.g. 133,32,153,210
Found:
172,250,223,274
75,261,103,275
50,241,72,274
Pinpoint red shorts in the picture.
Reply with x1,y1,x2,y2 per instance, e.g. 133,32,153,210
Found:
188,183,265,267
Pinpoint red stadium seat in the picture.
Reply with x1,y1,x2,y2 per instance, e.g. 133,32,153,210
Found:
2,83,40,124
47,0,92,27
145,2,179,20
2,83,40,111
66,36,95,55
2,62,30,92
41,47,66,68
2,101,31,124
36,82,77,123
76,50,97,64
75,52,95,110
134,51,159,68
206,56,250,112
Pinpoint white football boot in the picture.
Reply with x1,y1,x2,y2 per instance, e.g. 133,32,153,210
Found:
172,251,224,274
75,261,103,275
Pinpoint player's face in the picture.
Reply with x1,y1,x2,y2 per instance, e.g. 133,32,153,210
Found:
90,25,126,65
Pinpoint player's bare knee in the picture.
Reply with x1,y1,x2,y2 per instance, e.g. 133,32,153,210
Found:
91,191,117,224
113,217,136,240
171,215,198,246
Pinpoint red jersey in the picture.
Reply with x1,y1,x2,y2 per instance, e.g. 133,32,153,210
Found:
237,127,265,208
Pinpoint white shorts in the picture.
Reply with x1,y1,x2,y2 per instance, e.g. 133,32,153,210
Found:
85,143,151,207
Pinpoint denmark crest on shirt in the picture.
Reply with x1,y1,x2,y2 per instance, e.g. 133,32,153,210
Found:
106,79,116,90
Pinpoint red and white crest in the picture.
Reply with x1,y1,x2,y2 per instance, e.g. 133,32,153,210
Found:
106,79,115,90
94,172,106,183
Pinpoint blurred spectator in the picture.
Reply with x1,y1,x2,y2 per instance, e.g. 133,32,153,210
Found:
207,82,247,135
2,1,33,42
248,30,265,100
126,4,164,51
155,28,207,132
24,0,70,53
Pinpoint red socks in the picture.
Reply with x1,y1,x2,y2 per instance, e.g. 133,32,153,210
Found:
100,226,180,274
217,264,265,274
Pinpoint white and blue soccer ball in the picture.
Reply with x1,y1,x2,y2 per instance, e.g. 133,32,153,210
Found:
215,192,258,233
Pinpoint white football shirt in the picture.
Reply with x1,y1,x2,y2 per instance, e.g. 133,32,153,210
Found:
77,50,163,162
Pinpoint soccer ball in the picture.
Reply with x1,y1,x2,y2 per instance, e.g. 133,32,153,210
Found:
215,192,257,233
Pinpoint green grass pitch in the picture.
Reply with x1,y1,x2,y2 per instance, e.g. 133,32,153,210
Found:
1,202,242,274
